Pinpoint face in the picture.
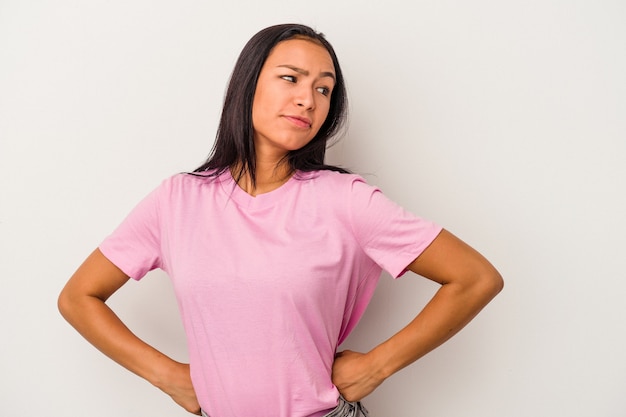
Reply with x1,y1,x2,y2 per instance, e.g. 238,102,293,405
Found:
251,38,336,158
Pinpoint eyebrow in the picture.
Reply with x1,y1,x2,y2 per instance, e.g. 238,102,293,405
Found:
277,64,336,82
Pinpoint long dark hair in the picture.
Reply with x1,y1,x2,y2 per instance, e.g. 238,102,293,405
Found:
194,24,349,185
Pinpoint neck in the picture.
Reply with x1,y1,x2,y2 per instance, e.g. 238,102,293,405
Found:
232,158,293,197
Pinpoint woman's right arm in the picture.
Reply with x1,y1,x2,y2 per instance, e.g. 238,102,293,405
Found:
58,248,201,415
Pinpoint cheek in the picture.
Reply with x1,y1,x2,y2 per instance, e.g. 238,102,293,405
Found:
251,95,269,129
251,82,272,121
316,104,332,129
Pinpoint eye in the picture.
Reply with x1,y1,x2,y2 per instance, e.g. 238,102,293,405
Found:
281,75,296,83
316,86,331,97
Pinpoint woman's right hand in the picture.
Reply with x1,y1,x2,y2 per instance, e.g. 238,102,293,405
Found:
154,362,201,415
58,249,201,415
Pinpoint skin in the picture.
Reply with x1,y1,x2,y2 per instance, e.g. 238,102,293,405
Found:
241,38,336,195
58,37,503,414
252,39,335,159
331,230,503,401
58,249,201,414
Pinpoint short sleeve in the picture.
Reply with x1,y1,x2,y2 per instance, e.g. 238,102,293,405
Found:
99,183,164,280
348,177,442,278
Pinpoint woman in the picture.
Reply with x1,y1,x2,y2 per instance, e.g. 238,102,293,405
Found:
58,24,503,417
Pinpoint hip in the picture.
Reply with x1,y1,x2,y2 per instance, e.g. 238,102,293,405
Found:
200,396,370,417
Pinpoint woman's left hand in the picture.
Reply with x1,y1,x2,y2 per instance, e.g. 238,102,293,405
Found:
331,230,503,404
331,349,385,402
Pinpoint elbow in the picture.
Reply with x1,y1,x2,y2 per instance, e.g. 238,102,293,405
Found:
57,287,72,322
57,285,81,324
479,268,504,302
491,271,504,296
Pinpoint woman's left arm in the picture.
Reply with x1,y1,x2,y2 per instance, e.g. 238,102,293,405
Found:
332,229,504,402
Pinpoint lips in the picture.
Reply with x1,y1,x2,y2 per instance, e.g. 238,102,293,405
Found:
284,115,312,128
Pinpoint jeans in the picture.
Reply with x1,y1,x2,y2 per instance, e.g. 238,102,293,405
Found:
323,396,370,417
200,396,369,417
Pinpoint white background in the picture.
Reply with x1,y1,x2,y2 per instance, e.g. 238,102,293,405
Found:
1,1,625,416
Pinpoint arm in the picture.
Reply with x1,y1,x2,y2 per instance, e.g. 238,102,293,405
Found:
58,249,201,415
332,229,504,401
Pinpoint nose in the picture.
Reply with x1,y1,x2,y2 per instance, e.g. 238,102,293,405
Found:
295,85,315,110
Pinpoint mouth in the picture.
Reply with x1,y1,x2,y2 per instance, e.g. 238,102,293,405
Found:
284,115,312,128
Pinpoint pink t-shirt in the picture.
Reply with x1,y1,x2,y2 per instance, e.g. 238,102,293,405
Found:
99,169,442,417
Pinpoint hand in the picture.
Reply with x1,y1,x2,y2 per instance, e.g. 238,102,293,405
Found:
58,249,203,415
155,362,202,415
331,350,385,402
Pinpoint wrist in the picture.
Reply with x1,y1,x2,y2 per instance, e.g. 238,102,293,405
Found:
365,346,394,382
146,353,181,390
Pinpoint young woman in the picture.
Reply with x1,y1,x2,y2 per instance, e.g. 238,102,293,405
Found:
58,24,503,417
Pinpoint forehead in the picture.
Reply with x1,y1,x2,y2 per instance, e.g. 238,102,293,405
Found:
264,38,335,73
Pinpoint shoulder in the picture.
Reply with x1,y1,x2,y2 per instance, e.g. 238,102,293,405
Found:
294,171,387,220
139,171,226,208
296,170,375,194
157,171,224,192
